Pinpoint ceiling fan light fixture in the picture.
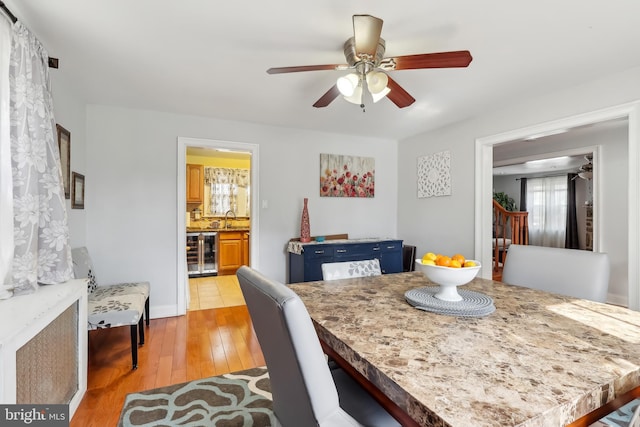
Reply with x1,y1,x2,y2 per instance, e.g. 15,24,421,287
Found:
578,171,593,180
343,85,363,105
366,70,388,94
337,73,360,96
371,86,391,103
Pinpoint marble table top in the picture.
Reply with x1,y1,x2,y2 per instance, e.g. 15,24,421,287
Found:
289,272,640,427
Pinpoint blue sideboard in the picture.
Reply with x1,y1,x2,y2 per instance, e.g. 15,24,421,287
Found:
287,238,403,283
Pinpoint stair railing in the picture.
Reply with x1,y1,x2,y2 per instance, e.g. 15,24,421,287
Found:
493,200,529,272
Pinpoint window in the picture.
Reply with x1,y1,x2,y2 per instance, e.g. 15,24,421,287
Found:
526,176,567,247
203,168,250,217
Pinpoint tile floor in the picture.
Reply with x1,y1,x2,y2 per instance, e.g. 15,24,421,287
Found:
188,274,245,311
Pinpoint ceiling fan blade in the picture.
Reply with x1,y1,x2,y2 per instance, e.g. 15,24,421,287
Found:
353,15,383,57
313,85,341,108
386,76,416,108
267,64,346,74
382,50,472,71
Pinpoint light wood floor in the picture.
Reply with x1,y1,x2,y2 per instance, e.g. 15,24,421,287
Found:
189,275,245,310
70,305,264,427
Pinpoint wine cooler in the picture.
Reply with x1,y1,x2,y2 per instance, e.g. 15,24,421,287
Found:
186,232,217,276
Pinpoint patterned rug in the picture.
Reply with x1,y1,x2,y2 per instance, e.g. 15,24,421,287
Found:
118,367,278,427
590,398,640,426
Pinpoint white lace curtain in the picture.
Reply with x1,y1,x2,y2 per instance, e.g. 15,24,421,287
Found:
0,21,73,298
204,167,249,216
526,175,567,248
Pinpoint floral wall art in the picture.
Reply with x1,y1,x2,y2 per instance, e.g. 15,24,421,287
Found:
320,153,375,198
417,150,451,198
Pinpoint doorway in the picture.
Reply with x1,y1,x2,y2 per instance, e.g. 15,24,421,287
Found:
177,137,260,316
491,146,598,281
475,102,640,309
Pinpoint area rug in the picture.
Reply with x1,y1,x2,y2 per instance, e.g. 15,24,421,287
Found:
118,366,278,427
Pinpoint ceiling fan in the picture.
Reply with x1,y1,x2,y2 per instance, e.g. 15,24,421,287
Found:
267,14,473,109
573,154,593,180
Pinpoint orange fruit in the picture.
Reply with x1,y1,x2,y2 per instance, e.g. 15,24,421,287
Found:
450,259,462,268
452,254,466,265
436,256,451,267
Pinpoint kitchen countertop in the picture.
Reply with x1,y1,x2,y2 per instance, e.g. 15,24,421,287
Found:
290,272,640,426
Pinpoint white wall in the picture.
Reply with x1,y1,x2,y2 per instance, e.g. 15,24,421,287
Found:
86,105,398,317
398,65,640,304
492,175,522,209
51,71,87,249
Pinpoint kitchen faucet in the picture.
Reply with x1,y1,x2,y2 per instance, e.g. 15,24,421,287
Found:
224,210,236,229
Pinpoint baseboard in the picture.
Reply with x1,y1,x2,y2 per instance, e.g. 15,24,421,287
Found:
149,304,181,319
606,293,628,307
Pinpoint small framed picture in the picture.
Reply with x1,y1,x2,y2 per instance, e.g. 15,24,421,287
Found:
71,172,85,209
56,124,71,199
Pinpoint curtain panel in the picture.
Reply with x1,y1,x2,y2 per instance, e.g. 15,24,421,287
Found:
526,175,567,248
204,167,250,217
7,22,73,296
0,15,12,299
565,173,580,249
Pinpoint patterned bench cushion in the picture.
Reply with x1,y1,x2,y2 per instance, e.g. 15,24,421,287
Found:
92,282,150,300
88,293,145,330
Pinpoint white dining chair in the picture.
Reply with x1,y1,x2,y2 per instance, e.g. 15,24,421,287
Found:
501,244,610,303
321,258,382,281
236,266,400,427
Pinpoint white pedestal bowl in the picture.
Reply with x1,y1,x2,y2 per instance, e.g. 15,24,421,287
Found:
415,260,482,302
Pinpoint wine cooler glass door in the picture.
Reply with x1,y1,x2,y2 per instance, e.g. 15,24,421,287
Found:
186,233,201,276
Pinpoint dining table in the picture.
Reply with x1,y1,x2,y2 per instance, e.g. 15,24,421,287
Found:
288,271,640,427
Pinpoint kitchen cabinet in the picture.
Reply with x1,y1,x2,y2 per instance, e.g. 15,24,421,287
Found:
288,239,403,283
218,230,250,275
186,164,204,204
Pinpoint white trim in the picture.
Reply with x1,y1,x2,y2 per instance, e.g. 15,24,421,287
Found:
475,101,640,309
176,137,259,315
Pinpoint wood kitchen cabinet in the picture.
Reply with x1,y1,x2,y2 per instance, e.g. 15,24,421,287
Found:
186,164,204,203
218,231,250,275
242,232,250,266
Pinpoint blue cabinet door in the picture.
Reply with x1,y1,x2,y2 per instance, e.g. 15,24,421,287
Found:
377,241,403,274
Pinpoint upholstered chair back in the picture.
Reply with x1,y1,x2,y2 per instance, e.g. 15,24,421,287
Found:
237,266,400,427
321,259,382,281
502,244,610,303
237,266,341,425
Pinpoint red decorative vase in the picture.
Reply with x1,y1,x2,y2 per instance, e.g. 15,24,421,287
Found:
300,198,311,243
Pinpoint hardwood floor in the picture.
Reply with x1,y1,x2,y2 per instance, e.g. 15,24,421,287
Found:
70,305,265,427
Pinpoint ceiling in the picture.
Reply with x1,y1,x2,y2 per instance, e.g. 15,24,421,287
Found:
493,154,588,176
4,1,640,140
493,117,626,175
187,147,250,160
